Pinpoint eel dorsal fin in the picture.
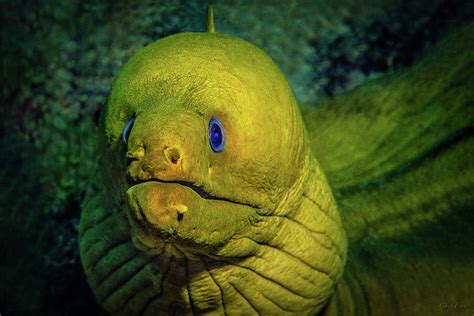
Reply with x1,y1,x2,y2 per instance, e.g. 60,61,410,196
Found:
207,5,216,33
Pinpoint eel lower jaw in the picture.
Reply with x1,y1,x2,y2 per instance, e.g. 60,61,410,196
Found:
127,209,193,257
125,178,262,258
128,215,229,260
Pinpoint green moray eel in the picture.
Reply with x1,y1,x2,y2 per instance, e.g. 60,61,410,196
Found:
79,10,474,315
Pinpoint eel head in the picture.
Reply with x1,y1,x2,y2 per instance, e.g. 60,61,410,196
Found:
82,32,347,315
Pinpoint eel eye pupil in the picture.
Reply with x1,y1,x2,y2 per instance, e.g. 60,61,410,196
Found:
208,117,225,152
122,117,135,144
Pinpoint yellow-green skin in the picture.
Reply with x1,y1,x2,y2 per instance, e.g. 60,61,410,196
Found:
80,25,474,315
80,32,346,315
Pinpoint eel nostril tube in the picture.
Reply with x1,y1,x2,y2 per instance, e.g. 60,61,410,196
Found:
126,147,145,160
164,147,181,165
170,203,188,222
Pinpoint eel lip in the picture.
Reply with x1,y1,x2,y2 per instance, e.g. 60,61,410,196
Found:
127,177,260,209
128,177,214,200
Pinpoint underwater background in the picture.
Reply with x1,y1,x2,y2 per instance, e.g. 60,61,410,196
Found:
0,0,472,315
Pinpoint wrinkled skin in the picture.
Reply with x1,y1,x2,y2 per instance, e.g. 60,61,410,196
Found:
80,33,346,315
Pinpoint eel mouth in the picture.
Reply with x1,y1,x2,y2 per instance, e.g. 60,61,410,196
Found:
127,177,259,209
125,177,261,257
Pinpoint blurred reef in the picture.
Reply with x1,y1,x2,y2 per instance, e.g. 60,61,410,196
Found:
0,0,472,314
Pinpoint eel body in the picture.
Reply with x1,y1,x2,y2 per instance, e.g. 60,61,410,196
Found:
79,19,474,316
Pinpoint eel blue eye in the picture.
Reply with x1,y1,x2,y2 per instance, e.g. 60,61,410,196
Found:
208,117,225,152
122,117,135,144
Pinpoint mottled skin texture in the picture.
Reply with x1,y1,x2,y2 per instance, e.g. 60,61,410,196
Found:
80,24,474,315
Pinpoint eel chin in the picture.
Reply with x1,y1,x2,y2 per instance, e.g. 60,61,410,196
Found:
126,181,260,258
